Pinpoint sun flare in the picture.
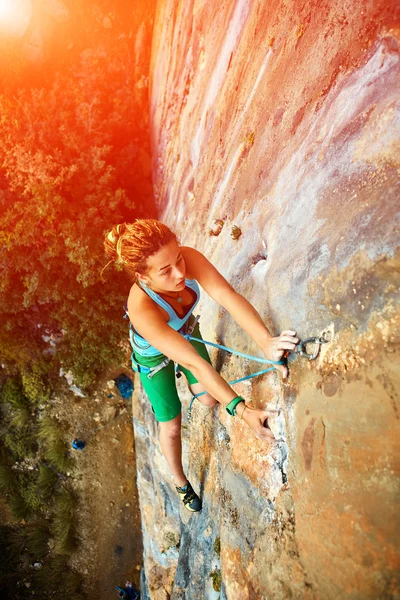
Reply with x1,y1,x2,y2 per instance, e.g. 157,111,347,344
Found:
0,0,32,37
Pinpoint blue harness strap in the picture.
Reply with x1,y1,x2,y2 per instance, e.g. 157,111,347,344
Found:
130,354,171,379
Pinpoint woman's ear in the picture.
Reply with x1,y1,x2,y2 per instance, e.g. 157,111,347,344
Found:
136,273,148,285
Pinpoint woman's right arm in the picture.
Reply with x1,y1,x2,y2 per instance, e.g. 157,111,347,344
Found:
128,298,276,440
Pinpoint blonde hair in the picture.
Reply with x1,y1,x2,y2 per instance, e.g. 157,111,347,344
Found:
102,220,177,282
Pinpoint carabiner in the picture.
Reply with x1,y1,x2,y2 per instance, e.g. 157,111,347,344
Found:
296,336,326,361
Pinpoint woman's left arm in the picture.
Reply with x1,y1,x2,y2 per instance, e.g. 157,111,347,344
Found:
183,247,298,377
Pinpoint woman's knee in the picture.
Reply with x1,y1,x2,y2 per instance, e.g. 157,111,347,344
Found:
197,393,218,408
159,416,182,440
190,383,218,408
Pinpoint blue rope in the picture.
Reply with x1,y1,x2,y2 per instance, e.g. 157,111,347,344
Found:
185,335,284,365
184,334,284,416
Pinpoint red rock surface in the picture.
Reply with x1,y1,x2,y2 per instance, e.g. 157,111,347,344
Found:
135,1,400,598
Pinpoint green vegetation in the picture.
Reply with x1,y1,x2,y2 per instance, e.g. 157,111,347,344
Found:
213,535,221,556
37,465,58,496
0,1,157,596
19,473,49,514
10,405,31,429
8,493,31,521
21,363,51,405
0,4,156,389
0,373,80,593
38,416,74,473
0,525,84,600
52,489,78,555
210,568,222,592
0,465,18,493
34,555,84,600
3,426,37,460
7,523,50,560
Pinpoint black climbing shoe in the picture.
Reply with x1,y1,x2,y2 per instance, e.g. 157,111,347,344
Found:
176,481,202,512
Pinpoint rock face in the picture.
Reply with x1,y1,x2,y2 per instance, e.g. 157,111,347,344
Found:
134,1,400,598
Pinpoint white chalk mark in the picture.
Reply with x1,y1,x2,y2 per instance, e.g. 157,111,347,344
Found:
210,49,272,219
191,0,251,167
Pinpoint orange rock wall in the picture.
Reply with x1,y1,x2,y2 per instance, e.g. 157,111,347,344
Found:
135,1,400,598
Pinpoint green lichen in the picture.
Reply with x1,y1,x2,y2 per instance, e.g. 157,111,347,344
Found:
210,569,221,592
213,536,221,556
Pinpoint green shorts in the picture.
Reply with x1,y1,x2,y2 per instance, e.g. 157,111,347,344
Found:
134,321,212,422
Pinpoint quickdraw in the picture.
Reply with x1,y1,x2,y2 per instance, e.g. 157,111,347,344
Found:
294,332,331,361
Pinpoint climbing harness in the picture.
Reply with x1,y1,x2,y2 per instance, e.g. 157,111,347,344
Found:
131,355,171,379
131,316,201,380
175,316,200,379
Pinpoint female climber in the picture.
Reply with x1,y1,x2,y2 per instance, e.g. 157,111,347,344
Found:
103,219,298,512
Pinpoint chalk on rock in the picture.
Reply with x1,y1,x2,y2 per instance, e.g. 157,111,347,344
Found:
209,219,224,236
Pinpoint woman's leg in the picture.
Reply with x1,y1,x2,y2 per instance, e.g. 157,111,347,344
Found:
179,321,218,407
137,355,202,511
158,413,187,487
139,361,187,484
159,413,202,511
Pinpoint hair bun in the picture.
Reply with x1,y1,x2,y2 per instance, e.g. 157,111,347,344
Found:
104,223,127,263
115,223,127,237
106,223,127,246
106,230,117,244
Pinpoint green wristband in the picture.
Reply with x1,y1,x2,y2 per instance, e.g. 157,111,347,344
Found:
226,396,245,416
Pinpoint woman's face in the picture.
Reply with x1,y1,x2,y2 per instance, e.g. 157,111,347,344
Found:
138,239,186,292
